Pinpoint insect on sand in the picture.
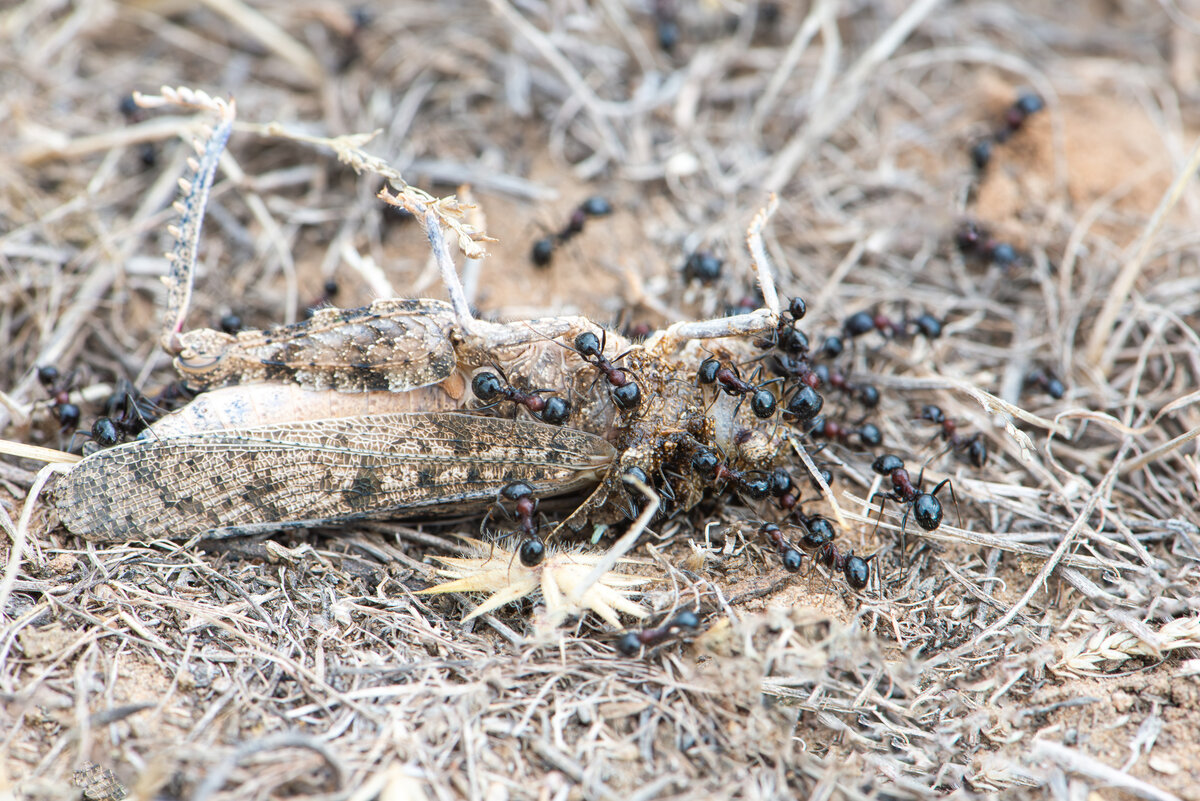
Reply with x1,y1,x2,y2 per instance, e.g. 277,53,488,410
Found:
11,86,839,624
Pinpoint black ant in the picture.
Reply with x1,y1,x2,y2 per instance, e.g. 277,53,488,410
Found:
810,541,873,590
995,90,1045,143
759,522,804,572
807,415,882,448
810,365,880,408
697,359,779,419
682,251,722,284
1025,368,1065,400
530,196,613,267
955,220,1018,268
690,447,770,501
753,297,809,354
471,370,571,425
869,454,960,552
919,404,987,468
969,90,1045,168
483,481,546,567
783,383,824,424
616,608,700,656
573,330,641,411
843,309,943,341
37,366,81,429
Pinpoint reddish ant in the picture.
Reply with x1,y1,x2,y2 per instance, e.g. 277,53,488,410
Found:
530,196,613,267
471,370,571,425
1025,368,1065,400
869,454,960,553
760,522,804,572
697,358,779,419
37,366,81,429
483,481,546,567
573,330,641,411
919,404,987,468
616,608,700,656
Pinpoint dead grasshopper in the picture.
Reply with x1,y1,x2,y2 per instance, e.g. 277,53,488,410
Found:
26,86,835,624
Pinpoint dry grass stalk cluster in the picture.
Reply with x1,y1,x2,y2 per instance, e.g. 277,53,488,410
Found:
2,1,1200,799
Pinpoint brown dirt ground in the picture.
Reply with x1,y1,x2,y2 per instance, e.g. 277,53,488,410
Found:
3,1,1200,800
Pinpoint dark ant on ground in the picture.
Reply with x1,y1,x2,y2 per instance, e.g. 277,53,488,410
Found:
919,404,987,468
530,196,613,267
616,608,700,656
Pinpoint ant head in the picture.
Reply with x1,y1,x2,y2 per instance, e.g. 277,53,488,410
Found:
669,609,700,630
500,481,535,502
768,468,793,497
697,357,720,385
912,313,943,339
786,296,806,321
471,371,504,401
801,516,835,548
37,365,60,387
739,474,771,501
574,330,603,358
872,454,905,476
690,446,720,479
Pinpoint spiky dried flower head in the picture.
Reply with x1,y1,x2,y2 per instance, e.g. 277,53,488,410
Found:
418,538,651,628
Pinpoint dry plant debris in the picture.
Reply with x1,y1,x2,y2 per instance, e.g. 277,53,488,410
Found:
3,1,1200,799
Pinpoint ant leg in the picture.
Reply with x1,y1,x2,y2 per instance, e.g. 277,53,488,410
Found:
930,478,962,528
898,503,912,561
868,492,890,538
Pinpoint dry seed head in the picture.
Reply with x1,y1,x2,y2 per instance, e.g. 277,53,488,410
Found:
419,538,650,627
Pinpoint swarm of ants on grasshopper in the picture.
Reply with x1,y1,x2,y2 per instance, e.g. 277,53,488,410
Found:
41,87,1026,644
